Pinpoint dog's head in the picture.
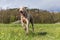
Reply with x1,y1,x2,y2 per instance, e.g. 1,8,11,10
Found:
19,7,27,15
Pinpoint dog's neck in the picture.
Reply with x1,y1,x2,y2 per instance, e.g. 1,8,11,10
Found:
20,11,27,18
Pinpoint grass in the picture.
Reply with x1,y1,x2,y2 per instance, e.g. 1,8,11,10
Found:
0,24,60,40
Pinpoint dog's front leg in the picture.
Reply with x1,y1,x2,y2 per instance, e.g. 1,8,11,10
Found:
21,20,25,31
25,20,29,35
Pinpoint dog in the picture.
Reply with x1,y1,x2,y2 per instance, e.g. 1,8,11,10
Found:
19,7,34,34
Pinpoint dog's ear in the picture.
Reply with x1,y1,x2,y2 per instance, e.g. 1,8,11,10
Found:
17,8,19,11
16,8,20,15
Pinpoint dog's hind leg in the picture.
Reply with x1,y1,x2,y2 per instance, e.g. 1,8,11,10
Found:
32,22,34,32
30,18,34,32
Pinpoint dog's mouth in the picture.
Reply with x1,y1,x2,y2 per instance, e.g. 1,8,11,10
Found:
20,11,23,13
20,11,25,15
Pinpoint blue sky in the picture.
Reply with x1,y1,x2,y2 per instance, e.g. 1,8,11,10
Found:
0,0,60,11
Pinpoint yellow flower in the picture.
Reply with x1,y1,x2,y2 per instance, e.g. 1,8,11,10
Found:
18,33,21,36
1,32,4,35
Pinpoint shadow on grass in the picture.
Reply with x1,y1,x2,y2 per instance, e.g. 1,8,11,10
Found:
28,31,48,37
37,32,47,36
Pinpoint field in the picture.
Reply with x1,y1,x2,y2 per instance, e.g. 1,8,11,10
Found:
0,24,60,40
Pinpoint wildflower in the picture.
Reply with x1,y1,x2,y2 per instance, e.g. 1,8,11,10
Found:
1,32,4,35
18,33,21,36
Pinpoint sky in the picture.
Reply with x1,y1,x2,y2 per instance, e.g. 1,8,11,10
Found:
0,0,60,12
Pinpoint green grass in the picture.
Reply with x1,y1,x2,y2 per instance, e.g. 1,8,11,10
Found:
0,24,60,40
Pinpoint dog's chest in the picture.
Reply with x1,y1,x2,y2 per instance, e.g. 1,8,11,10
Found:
21,16,28,23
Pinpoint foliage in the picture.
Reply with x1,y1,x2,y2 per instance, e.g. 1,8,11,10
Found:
0,8,60,23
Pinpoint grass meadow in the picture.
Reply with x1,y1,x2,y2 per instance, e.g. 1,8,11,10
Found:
0,24,60,40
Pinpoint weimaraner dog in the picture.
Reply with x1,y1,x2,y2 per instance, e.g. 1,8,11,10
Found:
19,7,34,34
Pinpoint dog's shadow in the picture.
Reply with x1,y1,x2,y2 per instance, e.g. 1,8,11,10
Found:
29,31,47,37
37,31,47,35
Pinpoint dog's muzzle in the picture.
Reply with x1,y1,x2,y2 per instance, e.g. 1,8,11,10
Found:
20,11,23,13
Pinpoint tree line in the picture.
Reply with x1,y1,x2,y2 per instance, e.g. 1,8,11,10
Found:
0,7,60,24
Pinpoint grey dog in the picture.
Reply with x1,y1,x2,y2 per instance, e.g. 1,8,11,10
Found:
19,7,34,34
